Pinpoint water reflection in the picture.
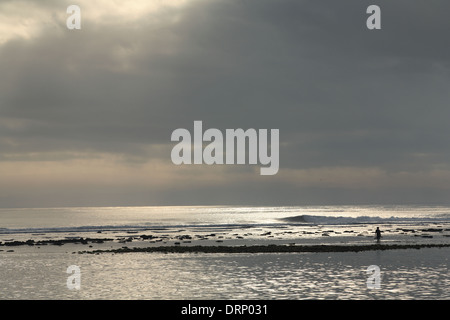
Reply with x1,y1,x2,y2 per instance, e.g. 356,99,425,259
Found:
0,248,448,299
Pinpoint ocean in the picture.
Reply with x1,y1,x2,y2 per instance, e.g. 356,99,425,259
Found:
0,205,449,299
1,205,450,238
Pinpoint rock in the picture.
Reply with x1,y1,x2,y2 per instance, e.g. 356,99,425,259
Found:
3,241,25,246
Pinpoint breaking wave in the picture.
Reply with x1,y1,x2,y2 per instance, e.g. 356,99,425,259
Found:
281,214,450,226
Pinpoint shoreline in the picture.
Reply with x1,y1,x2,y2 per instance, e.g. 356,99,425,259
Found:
79,243,450,254
2,233,450,255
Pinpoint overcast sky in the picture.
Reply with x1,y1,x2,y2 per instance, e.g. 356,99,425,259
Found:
1,0,450,207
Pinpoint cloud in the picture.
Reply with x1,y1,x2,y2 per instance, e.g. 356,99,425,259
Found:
1,0,450,206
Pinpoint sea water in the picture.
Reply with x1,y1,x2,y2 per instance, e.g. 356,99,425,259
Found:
0,205,449,299
1,248,448,299
1,205,450,237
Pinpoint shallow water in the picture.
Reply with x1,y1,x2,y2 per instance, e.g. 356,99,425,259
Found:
1,247,448,299
1,205,448,300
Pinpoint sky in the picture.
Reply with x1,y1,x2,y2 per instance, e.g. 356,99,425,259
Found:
1,0,450,207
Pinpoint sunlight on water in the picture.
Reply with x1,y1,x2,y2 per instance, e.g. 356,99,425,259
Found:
1,248,448,299
1,205,449,299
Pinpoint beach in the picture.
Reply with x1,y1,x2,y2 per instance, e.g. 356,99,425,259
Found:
1,205,449,299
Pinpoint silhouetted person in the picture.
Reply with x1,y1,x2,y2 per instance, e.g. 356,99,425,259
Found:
375,227,382,242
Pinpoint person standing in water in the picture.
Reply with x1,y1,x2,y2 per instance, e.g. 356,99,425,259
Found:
375,227,382,242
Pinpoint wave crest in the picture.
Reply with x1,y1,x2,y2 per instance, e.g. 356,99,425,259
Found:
281,214,450,225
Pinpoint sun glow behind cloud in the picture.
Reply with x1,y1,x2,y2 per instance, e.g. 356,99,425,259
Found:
0,1,52,44
0,0,190,44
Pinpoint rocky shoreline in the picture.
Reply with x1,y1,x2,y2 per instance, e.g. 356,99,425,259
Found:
79,243,450,254
2,226,450,254
0,237,113,247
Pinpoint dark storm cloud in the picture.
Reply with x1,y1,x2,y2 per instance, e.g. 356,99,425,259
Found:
1,0,450,206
